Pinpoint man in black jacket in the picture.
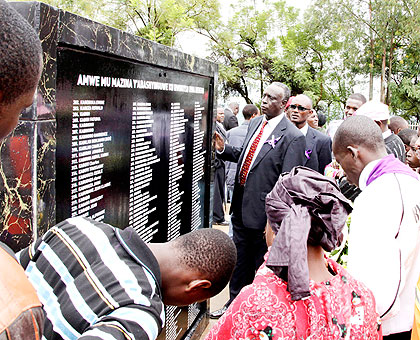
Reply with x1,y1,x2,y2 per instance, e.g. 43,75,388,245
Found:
211,82,306,317
289,94,332,174
223,102,239,131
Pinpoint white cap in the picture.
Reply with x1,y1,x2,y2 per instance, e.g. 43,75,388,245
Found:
355,100,390,121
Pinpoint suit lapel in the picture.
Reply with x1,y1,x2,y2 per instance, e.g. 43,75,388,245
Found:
305,127,316,153
250,116,288,170
304,127,316,164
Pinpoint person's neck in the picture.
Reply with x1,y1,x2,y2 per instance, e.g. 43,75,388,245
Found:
307,245,333,283
360,148,388,167
148,243,181,283
265,111,282,121
296,121,307,129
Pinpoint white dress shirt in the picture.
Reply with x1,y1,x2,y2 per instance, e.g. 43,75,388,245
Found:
299,123,309,136
239,113,285,176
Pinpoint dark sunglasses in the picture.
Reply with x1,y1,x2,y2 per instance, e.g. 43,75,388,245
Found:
290,104,310,112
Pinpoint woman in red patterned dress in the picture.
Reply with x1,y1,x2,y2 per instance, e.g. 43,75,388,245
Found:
205,167,382,340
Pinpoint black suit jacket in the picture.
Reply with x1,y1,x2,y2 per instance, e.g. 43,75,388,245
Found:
223,108,239,131
219,115,306,230
304,126,332,174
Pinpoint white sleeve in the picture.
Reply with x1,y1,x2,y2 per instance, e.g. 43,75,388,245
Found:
347,178,402,319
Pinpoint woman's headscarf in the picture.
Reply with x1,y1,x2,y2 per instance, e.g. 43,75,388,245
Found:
265,166,352,300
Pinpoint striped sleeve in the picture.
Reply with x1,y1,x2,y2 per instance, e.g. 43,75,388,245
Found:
19,217,165,340
79,305,161,340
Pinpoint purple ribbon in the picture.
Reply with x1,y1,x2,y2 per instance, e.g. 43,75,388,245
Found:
264,135,282,148
305,149,312,160
366,154,418,186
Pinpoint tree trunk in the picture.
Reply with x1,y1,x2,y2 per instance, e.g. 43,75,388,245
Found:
369,0,374,100
386,34,395,105
380,44,386,103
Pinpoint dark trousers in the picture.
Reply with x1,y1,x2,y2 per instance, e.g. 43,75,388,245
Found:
226,213,267,306
213,165,225,223
383,330,411,339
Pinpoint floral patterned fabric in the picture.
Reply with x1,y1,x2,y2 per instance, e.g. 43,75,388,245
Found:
205,256,381,340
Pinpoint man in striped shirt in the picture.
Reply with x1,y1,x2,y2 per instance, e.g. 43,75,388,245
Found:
17,217,236,340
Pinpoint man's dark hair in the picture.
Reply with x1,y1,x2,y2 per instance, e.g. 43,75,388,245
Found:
173,228,237,295
348,93,367,105
333,115,385,154
0,0,42,104
318,112,327,127
271,82,291,103
398,128,417,146
389,116,409,134
242,104,258,120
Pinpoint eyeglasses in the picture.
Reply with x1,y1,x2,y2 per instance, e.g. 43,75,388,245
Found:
289,104,310,112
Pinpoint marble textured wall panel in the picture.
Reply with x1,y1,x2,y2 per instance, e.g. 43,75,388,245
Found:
0,119,56,251
0,121,35,251
57,10,217,77
36,119,56,238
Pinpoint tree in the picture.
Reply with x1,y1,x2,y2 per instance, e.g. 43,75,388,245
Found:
197,1,300,104
25,0,221,48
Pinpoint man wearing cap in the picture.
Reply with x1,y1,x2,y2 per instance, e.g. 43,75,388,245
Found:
356,100,406,163
333,115,420,339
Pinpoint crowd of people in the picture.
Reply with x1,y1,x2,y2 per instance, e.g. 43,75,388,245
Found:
212,84,420,339
2,0,420,339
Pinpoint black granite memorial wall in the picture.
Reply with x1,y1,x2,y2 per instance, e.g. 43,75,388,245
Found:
1,2,217,339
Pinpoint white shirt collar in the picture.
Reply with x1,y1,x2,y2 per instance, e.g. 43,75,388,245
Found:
264,112,284,127
358,159,381,190
382,129,392,139
300,123,309,136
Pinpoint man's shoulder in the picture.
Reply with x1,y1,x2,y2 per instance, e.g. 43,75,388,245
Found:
229,124,248,135
309,126,330,141
359,172,420,200
284,119,305,139
385,133,403,144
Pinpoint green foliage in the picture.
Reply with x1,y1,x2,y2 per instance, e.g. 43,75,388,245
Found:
30,0,220,47
15,0,420,122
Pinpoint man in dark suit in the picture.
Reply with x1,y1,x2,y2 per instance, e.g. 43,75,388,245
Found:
290,94,332,174
213,107,228,224
225,104,260,204
211,82,306,317
223,102,239,131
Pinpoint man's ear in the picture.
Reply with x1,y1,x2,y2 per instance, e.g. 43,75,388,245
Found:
347,145,359,159
185,279,211,292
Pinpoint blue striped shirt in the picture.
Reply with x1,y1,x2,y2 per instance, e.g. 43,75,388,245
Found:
18,217,165,340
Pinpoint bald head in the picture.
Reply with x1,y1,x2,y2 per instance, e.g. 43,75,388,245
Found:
333,115,385,155
333,116,387,187
389,116,409,135
290,94,313,129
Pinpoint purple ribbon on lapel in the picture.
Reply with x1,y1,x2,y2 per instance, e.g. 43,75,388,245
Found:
264,135,282,148
305,149,312,160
